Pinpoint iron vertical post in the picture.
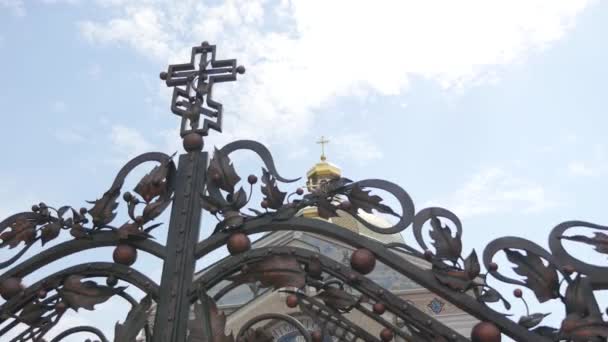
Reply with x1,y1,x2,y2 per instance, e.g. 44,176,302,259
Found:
152,151,207,342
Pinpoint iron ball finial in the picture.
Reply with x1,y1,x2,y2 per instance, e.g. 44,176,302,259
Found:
182,133,204,152
350,248,376,275
471,321,501,342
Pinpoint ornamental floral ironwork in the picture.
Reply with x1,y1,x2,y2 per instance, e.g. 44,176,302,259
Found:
1,42,607,342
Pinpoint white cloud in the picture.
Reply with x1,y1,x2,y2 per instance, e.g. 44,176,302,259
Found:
53,126,86,144
0,0,25,16
110,124,154,160
429,167,558,218
332,133,384,164
77,0,591,144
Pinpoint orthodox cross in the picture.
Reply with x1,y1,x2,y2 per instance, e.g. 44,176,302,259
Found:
151,43,244,342
317,136,330,161
160,41,245,137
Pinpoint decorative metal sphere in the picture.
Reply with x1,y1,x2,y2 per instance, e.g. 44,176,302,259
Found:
37,289,47,299
285,294,298,308
0,277,23,300
296,188,304,195
488,262,498,272
227,233,251,255
311,331,323,342
261,200,269,209
236,65,246,74
55,302,67,314
513,289,523,298
122,192,132,202
247,175,258,184
373,302,386,314
113,244,137,266
471,322,501,342
424,250,434,261
350,248,376,275
106,276,118,287
31,204,39,212
159,71,168,80
182,133,204,152
380,328,394,341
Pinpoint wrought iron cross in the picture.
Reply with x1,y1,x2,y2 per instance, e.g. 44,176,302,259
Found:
160,42,245,137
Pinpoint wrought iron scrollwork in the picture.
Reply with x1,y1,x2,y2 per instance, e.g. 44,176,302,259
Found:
3,41,608,342
202,140,415,237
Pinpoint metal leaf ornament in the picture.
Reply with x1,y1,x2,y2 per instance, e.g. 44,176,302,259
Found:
260,168,286,210
58,275,125,311
87,187,120,228
504,249,559,302
40,222,61,245
228,256,305,290
432,250,481,292
564,275,602,317
18,302,49,326
478,288,511,310
114,295,152,341
433,267,473,292
429,217,462,262
561,232,608,255
560,313,608,342
316,197,338,219
347,184,396,215
188,295,234,342
518,313,550,329
117,222,151,240
134,161,171,203
463,250,481,279
0,216,37,248
208,148,241,193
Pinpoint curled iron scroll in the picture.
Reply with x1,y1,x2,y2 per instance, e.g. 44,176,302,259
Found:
0,152,176,270
413,207,461,252
482,236,564,287
549,220,608,288
219,140,299,184
49,326,109,342
107,151,176,192
345,179,415,235
206,139,300,208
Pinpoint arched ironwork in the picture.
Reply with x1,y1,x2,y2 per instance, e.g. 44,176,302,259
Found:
1,42,607,342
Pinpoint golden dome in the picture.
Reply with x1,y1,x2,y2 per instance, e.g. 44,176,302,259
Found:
306,136,341,191
300,136,403,244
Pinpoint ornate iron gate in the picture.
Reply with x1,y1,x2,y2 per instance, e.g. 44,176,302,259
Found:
1,43,607,342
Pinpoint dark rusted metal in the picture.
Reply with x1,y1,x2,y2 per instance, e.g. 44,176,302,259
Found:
1,42,607,342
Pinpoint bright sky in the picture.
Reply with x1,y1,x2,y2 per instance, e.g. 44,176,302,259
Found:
1,1,607,341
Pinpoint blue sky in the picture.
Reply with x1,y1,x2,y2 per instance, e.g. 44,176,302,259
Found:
1,0,608,340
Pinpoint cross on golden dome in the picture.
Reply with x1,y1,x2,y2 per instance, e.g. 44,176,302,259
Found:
316,136,330,161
